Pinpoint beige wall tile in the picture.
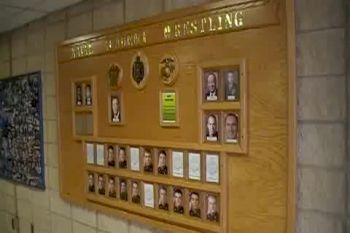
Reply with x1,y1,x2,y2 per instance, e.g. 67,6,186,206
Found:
19,217,32,233
297,210,344,233
0,193,16,215
50,190,71,217
11,58,27,76
97,213,128,233
51,213,72,233
46,143,59,168
67,13,93,39
44,120,58,143
297,77,345,121
0,35,11,62
33,207,51,232
298,168,346,214
0,180,16,196
45,22,66,50
44,73,57,96
125,0,163,23
72,205,96,227
93,0,124,31
31,189,50,210
11,28,27,59
164,0,209,11
72,221,97,233
0,61,10,79
48,167,59,191
45,96,58,120
17,199,33,221
26,55,44,73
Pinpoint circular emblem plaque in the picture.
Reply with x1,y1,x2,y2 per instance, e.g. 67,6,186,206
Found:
159,55,178,86
131,51,149,90
108,63,122,89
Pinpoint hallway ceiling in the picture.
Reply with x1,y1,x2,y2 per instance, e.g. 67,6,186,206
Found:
0,0,83,33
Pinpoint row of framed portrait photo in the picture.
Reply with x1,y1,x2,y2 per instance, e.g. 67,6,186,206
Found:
204,111,239,144
87,173,220,222
86,143,220,184
75,82,93,106
202,67,240,102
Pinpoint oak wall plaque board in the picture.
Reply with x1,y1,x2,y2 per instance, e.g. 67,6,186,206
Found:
57,0,296,232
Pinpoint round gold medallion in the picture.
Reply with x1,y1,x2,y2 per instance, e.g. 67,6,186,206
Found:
159,55,178,86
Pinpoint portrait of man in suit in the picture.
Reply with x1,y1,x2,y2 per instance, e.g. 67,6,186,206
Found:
207,195,219,222
111,96,121,123
120,179,128,201
86,84,92,105
204,72,218,101
157,150,167,175
107,176,116,198
88,173,95,193
131,181,141,204
206,114,218,141
189,192,201,218
97,174,105,195
158,186,168,210
107,145,115,167
224,70,239,100
224,113,239,143
118,147,127,168
143,149,153,173
76,84,82,106
173,188,184,214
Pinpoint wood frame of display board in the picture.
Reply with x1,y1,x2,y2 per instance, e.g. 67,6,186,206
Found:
56,0,296,232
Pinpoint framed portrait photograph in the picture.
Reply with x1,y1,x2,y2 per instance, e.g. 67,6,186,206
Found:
223,69,240,101
206,194,220,222
96,144,105,166
118,146,127,169
157,150,168,175
75,83,83,106
130,147,140,171
189,191,201,218
119,179,128,201
172,151,184,178
109,92,123,125
97,174,106,195
205,113,220,142
158,185,169,210
131,181,141,204
144,183,154,208
85,83,92,106
106,145,116,167
188,152,201,180
223,112,239,143
173,187,184,214
87,173,95,193
107,176,117,198
86,143,95,164
143,148,154,173
206,154,219,183
203,70,219,102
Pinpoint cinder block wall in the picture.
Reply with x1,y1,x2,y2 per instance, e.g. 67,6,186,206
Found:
0,1,210,233
295,0,349,233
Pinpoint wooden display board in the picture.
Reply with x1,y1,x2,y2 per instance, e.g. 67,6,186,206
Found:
57,0,296,232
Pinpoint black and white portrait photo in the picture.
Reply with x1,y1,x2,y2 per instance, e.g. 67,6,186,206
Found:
205,113,219,142
85,84,92,105
204,71,218,101
224,70,239,100
110,95,121,123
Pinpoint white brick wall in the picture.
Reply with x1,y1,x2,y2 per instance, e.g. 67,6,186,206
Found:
296,0,349,233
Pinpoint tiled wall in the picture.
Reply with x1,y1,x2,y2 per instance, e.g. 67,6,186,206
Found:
295,0,349,233
0,1,209,233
